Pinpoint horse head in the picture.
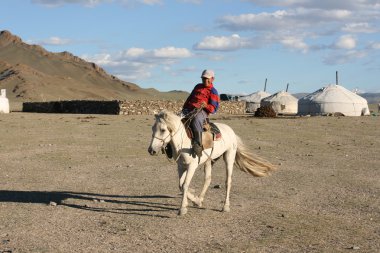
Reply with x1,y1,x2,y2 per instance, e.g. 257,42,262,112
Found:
148,110,178,155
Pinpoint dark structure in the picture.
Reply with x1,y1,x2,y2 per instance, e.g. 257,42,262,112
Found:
254,105,276,118
23,100,121,114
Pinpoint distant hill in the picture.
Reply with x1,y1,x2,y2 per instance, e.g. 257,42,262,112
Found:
360,93,380,104
0,30,188,102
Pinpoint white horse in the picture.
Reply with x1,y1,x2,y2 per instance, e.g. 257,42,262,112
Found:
148,110,275,215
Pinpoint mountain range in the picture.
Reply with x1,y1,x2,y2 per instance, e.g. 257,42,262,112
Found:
1,30,378,104
0,30,188,102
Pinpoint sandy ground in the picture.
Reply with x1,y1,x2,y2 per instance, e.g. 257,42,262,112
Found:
0,111,379,253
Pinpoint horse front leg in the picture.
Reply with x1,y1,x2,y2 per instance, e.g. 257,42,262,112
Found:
178,164,197,216
193,160,212,208
178,165,197,204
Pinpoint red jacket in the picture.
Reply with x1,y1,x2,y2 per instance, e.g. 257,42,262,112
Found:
183,83,219,114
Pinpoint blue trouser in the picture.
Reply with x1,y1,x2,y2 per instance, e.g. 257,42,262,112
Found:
190,109,208,133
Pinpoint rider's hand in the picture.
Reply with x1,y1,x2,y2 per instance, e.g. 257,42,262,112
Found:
200,101,207,108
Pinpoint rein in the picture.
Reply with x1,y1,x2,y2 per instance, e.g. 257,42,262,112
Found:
183,107,216,162
155,107,214,163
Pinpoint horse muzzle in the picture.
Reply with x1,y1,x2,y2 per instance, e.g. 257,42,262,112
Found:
148,146,158,156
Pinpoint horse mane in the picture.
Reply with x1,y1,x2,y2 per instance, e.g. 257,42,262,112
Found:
156,110,181,133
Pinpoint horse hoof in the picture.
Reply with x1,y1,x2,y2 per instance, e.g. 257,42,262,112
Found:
223,205,230,212
178,208,188,216
193,201,202,208
192,197,203,207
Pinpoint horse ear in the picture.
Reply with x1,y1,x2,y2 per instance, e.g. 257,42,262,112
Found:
161,114,174,133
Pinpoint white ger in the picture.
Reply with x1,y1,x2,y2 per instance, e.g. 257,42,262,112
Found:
148,110,275,216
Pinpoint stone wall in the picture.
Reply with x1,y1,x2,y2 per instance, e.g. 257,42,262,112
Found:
119,100,246,115
23,100,246,115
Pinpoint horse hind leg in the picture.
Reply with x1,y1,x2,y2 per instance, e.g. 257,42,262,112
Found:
222,149,236,212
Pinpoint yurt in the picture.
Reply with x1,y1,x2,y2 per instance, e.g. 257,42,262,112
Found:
238,91,271,112
298,84,370,116
261,91,298,115
0,89,10,114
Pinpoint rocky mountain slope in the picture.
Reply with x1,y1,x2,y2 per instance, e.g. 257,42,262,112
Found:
0,30,187,102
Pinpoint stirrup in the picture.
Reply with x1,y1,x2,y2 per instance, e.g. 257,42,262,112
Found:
193,143,203,157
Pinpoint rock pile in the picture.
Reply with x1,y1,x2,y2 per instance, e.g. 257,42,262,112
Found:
254,105,276,117
119,100,182,115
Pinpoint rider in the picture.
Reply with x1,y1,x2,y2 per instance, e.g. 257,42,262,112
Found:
182,69,220,157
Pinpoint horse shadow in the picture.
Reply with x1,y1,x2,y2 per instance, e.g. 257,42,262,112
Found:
0,190,178,218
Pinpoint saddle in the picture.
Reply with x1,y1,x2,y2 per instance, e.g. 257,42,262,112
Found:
181,118,222,150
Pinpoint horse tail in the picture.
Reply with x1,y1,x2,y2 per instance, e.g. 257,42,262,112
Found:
234,135,276,177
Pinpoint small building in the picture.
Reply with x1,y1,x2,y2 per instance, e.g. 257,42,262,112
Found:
0,89,10,114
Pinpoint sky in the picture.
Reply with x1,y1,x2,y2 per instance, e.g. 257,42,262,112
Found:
1,0,380,94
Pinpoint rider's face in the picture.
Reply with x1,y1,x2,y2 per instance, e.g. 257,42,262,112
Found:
202,77,213,86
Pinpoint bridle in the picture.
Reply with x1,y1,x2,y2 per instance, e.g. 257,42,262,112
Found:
152,116,185,162
152,132,171,144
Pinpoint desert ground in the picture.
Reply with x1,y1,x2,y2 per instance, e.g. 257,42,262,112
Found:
0,109,379,253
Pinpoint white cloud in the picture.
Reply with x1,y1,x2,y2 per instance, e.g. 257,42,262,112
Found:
31,0,105,7
82,53,114,65
243,0,379,10
218,11,289,31
194,33,310,53
334,35,356,49
218,1,380,45
27,36,72,46
324,50,367,65
342,23,378,33
82,46,192,81
115,67,152,81
32,0,162,7
153,47,192,58
280,36,309,52
218,8,353,32
124,48,147,58
118,47,191,61
194,34,256,51
368,42,380,50
207,54,225,61
177,0,202,4
213,1,380,66
140,0,162,5
183,25,204,33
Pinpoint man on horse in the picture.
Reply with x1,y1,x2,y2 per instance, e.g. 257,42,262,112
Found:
182,69,220,158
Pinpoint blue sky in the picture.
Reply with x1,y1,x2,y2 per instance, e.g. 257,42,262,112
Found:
2,0,380,94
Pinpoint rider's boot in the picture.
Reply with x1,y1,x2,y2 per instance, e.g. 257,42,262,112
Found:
192,131,203,158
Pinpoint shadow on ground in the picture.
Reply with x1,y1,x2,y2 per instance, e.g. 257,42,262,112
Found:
0,190,178,218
